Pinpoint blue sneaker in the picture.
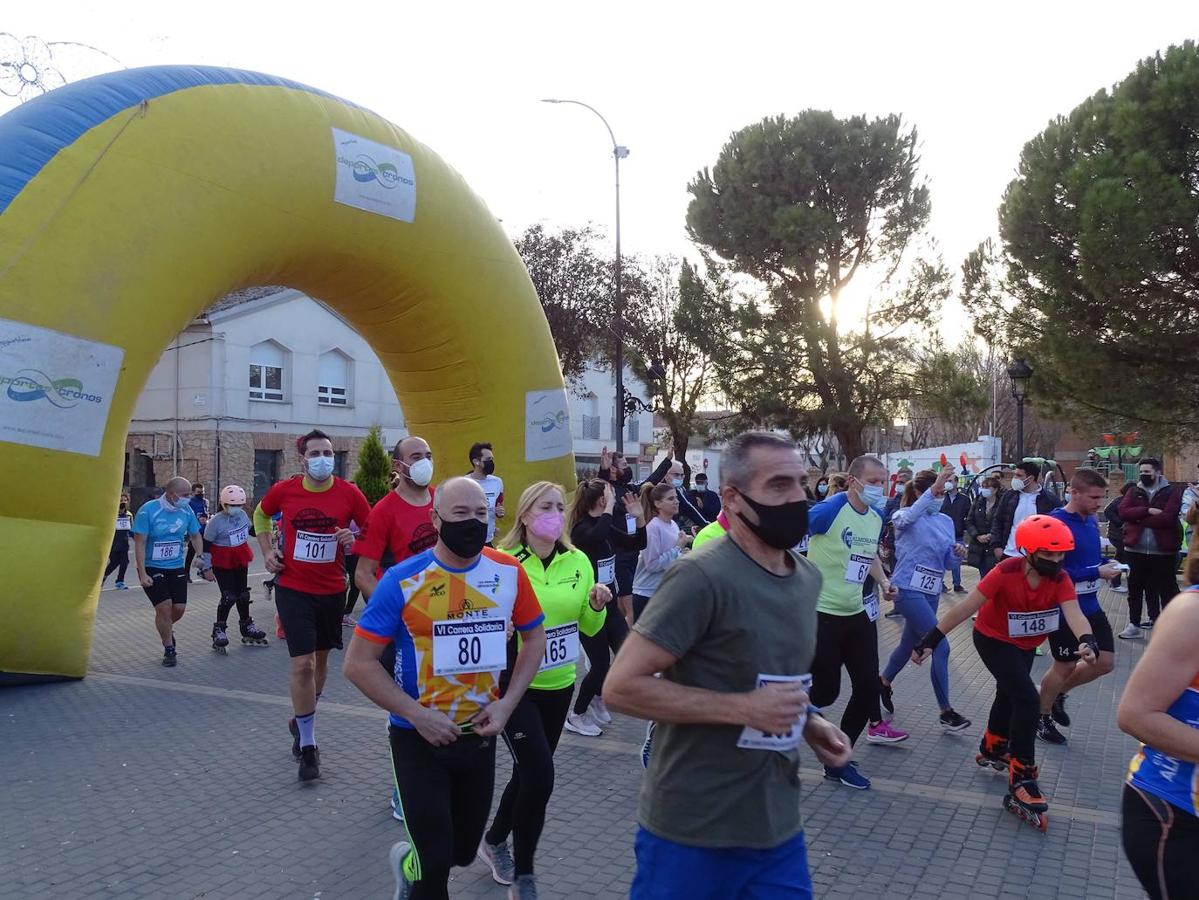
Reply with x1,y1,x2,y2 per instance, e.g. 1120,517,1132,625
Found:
825,761,870,790
390,787,404,822
640,721,656,769
115,581,128,590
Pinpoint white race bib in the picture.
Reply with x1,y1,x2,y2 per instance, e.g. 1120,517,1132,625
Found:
116,516,131,531
293,530,337,563
909,564,941,594
539,622,580,672
1007,609,1060,639
625,514,637,535
228,525,249,547
844,553,872,584
151,542,180,562
793,534,810,554
865,594,880,622
597,555,616,586
432,617,508,675
737,673,813,752
1075,579,1100,595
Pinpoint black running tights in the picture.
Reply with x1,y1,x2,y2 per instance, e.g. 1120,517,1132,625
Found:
486,685,573,876
973,629,1038,763
1122,784,1199,900
573,601,629,715
809,611,882,745
390,726,495,900
213,567,250,623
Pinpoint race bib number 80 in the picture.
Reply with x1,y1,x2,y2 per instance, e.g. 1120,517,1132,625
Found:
737,673,813,752
1008,609,1060,638
432,618,507,676
293,530,337,563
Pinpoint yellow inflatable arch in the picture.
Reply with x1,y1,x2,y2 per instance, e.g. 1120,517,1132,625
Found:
0,66,574,682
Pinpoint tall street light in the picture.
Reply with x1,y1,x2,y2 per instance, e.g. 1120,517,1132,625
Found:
542,98,630,452
1007,358,1033,462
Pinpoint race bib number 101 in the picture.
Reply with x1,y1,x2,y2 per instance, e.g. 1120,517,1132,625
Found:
737,673,813,752
293,530,337,563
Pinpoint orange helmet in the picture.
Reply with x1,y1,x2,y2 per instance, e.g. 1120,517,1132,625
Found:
219,484,247,506
1015,514,1074,555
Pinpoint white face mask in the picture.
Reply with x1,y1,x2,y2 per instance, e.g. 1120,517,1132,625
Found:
1011,477,1026,492
405,457,434,487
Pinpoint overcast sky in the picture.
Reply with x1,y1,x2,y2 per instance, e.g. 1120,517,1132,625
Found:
5,2,1194,334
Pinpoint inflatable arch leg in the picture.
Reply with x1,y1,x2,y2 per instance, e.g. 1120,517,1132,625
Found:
0,66,574,681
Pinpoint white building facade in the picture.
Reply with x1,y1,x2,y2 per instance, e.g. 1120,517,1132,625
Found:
124,287,652,503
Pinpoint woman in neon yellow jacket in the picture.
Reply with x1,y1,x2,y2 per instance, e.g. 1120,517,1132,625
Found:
477,481,611,895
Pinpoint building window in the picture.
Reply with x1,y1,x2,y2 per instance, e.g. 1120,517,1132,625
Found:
627,418,640,443
334,450,349,479
317,350,351,406
249,341,286,402
582,415,600,440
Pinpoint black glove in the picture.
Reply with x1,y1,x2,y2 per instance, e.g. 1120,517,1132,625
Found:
913,626,946,657
1077,633,1100,660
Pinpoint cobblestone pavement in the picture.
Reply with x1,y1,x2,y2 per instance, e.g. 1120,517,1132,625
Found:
1,565,1150,898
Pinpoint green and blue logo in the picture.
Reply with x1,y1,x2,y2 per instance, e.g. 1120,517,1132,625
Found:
1,369,103,408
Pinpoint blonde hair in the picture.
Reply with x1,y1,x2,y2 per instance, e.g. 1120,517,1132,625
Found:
827,473,849,496
497,481,575,552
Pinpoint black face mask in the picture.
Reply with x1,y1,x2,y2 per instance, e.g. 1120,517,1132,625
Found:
438,517,488,558
1029,555,1063,577
1139,473,1155,487
736,490,809,550
482,459,496,476
119,504,127,513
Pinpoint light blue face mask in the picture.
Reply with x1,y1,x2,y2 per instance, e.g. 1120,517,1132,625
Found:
861,484,885,507
307,455,335,480
671,477,684,488
980,488,993,499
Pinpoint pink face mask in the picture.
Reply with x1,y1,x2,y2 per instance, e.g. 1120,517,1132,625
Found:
530,511,565,542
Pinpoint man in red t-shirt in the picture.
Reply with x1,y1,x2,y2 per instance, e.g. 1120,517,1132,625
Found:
354,435,437,598
912,515,1098,828
254,429,371,782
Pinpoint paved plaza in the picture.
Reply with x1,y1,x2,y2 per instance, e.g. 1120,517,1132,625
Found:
2,564,1150,899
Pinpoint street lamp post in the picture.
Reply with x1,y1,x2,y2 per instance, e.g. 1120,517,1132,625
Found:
541,98,630,452
1007,358,1034,462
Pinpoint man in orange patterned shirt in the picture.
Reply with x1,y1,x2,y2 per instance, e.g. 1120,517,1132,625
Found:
345,477,545,900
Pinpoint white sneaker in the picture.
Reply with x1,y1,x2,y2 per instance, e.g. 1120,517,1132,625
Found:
1118,623,1143,640
589,698,613,725
1112,584,1129,594
564,711,602,736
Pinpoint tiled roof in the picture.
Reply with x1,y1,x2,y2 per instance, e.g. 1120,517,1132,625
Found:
202,285,289,316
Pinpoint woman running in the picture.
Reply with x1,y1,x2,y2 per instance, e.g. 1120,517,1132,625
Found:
478,481,611,899
202,485,265,650
565,478,646,736
1118,579,1199,899
880,468,970,732
913,515,1099,830
630,482,691,623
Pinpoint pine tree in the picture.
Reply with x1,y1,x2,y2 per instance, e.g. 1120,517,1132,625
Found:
354,425,392,505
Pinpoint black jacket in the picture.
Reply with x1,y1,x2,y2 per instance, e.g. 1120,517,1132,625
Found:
965,493,1002,566
570,512,647,583
990,487,1062,550
940,491,971,540
599,456,709,533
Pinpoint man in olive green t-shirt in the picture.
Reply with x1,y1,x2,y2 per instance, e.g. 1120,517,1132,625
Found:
606,432,851,899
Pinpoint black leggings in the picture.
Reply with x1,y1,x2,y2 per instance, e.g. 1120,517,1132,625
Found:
213,567,250,624
973,629,1038,763
486,685,573,876
574,601,629,715
809,611,882,745
1127,551,1179,625
390,726,495,900
344,554,361,615
104,550,129,583
1122,784,1199,900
